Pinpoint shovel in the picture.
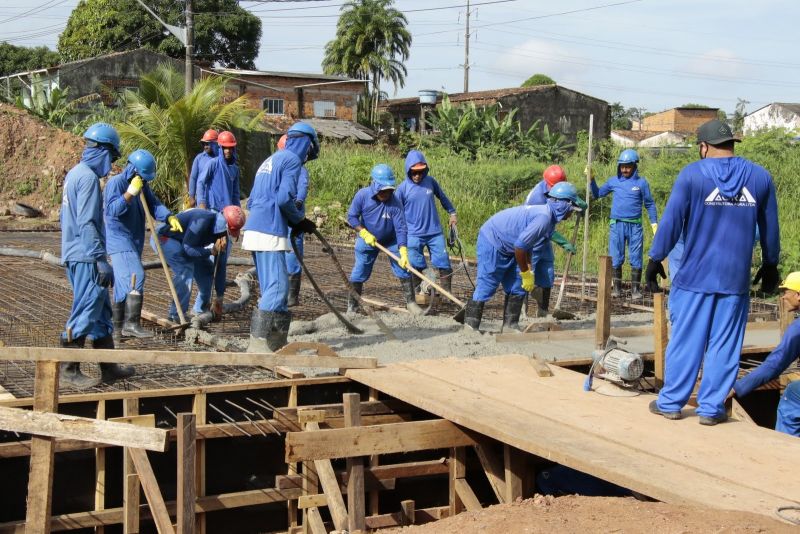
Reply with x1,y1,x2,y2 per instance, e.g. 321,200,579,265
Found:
550,218,581,321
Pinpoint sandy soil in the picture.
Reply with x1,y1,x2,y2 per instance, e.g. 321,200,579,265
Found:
381,495,798,534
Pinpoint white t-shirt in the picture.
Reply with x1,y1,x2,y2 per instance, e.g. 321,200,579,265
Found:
241,229,290,252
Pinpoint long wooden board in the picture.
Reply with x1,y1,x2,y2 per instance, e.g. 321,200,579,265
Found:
347,355,800,519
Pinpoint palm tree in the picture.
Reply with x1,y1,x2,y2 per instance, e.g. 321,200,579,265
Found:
116,64,262,207
322,0,411,126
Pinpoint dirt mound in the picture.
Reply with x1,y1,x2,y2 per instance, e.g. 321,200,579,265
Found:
383,495,796,533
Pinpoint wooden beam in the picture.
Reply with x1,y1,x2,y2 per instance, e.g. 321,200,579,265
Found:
528,355,553,377
129,448,175,534
297,494,327,509
192,394,206,534
95,400,107,534
286,385,298,534
368,387,380,517
0,346,376,369
653,292,668,389
0,407,168,451
123,398,140,534
277,460,449,490
364,506,450,530
306,421,349,532
286,419,475,462
24,360,59,534
473,438,506,503
454,478,482,512
503,444,524,503
177,414,196,534
449,447,465,516
304,507,327,534
344,393,365,533
400,500,415,526
595,255,612,350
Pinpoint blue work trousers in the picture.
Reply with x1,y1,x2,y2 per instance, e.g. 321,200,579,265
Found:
531,241,555,289
349,238,409,283
656,287,749,418
472,236,525,302
776,381,800,437
609,221,643,269
193,237,230,313
109,251,145,303
63,261,113,341
253,251,289,312
285,232,304,276
667,239,684,283
153,236,213,320
407,233,451,271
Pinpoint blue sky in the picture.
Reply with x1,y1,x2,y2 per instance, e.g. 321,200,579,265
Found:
1,0,797,116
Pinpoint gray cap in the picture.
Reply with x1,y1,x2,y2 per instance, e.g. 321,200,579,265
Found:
697,119,740,145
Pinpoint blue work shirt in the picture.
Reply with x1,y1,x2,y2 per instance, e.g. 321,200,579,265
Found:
347,182,408,247
734,317,800,397
524,180,549,205
395,150,455,238
591,171,658,222
159,209,224,259
196,149,241,211
104,165,172,255
188,142,218,198
479,200,572,257
61,154,108,264
296,166,309,218
649,156,780,295
243,136,310,237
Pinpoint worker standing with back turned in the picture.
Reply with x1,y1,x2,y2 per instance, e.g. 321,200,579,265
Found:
646,119,780,425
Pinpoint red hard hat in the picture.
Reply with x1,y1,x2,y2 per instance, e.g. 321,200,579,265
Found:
543,165,567,188
222,205,246,238
218,131,237,148
277,134,288,150
200,129,218,142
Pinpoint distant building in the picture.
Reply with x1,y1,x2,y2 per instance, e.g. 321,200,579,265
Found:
611,130,691,148
641,107,720,133
743,103,800,134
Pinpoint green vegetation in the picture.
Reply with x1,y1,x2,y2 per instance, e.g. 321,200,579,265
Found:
0,42,60,77
521,73,555,87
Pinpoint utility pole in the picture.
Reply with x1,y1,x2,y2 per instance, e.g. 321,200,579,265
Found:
185,0,194,94
463,0,470,93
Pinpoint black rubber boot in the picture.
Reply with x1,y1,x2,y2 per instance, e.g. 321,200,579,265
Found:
59,335,100,389
630,268,643,299
347,282,364,314
463,299,485,331
266,311,292,352
112,301,125,342
287,274,302,307
532,287,551,317
247,308,270,353
502,294,526,332
93,335,135,382
122,293,154,338
611,267,623,298
400,277,424,315
438,267,453,294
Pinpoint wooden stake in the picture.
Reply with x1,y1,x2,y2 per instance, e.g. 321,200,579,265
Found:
96,400,107,534
368,387,380,517
307,421,349,531
595,255,612,350
287,386,299,532
503,444,524,503
449,447,466,516
581,114,594,298
129,448,175,534
400,500,415,526
123,398,140,534
177,413,196,534
653,292,668,389
779,296,794,336
473,438,506,503
192,394,206,534
344,393,365,532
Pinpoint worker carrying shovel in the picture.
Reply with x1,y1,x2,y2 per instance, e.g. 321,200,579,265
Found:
104,149,181,341
462,182,585,332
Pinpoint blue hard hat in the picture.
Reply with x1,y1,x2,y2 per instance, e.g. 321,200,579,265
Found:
127,149,157,182
547,181,584,208
617,149,640,165
84,122,121,158
370,164,396,190
287,122,320,161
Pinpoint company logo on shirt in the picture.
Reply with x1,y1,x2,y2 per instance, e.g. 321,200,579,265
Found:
704,187,756,207
382,213,392,219
631,186,640,191
257,157,273,174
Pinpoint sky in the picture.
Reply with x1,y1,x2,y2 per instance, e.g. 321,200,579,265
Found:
0,0,798,117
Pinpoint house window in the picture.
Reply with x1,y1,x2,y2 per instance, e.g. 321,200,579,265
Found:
263,98,284,115
313,100,336,118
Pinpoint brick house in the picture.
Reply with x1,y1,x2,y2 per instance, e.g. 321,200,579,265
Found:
641,107,720,133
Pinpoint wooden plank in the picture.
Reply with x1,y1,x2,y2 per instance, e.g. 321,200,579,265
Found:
108,414,156,426
449,447,465,516
779,297,794,336
344,393,365,533
192,394,206,534
123,398,140,534
297,494,327,509
25,360,59,534
306,421,348,532
595,255,612,349
297,409,327,424
653,292,668,389
730,399,756,425
0,346,376,369
503,444,524,503
400,500,415,526
528,354,553,377
368,387,380,517
364,506,450,530
177,414,196,534
129,448,174,534
286,419,475,462
454,478,482,512
304,507,326,534
95,400,107,534
0,407,168,451
286,385,298,533
276,459,448,489
473,438,506,503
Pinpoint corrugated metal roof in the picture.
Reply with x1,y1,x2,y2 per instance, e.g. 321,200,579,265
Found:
215,68,358,82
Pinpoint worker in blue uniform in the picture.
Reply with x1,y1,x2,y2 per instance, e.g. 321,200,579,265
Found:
196,130,241,316
591,149,658,299
395,150,457,305
524,165,578,317
463,182,585,332
347,164,420,315
732,272,800,436
187,129,218,208
243,123,318,352
153,206,245,322
646,119,781,425
59,122,135,388
104,149,182,341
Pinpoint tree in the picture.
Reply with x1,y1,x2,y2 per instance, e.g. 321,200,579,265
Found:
732,98,749,134
58,0,261,69
610,102,631,130
0,42,60,77
322,0,412,127
521,73,555,87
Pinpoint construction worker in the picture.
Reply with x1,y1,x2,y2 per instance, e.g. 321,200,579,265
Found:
243,122,319,352
196,130,241,316
395,150,456,305
59,122,135,388
590,149,658,299
731,272,800,437
347,164,420,315
187,129,219,208
104,149,183,341
524,165,578,317
277,134,310,307
646,119,780,425
463,182,585,332
153,206,245,322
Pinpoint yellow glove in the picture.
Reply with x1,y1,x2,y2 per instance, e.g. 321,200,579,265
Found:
168,215,183,233
584,165,594,180
398,246,411,270
519,270,535,292
359,228,377,247
651,223,658,235
127,176,144,196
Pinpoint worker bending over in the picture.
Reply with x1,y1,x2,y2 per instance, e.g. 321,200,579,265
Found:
395,150,457,305
277,134,311,307
105,149,181,340
463,182,585,332
347,164,419,315
243,123,318,352
591,149,658,299
524,165,577,317
187,129,218,208
59,123,134,388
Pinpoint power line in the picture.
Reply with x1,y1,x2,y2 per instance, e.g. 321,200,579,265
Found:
0,0,70,25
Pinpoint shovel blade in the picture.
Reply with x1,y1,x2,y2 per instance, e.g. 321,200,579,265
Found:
452,305,466,323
